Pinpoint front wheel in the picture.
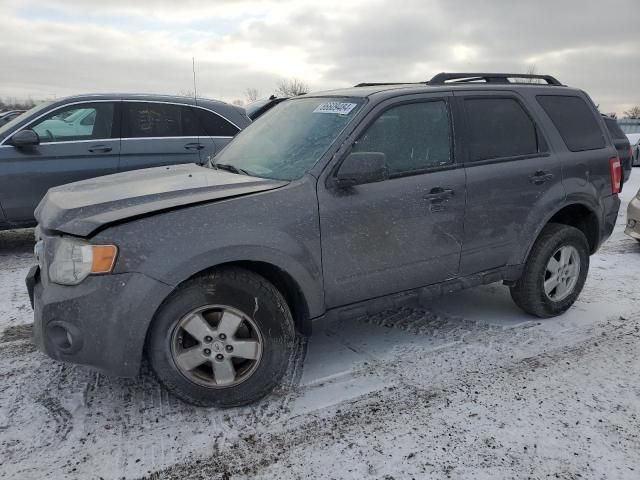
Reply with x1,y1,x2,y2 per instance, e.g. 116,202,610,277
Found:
147,267,296,407
510,223,590,318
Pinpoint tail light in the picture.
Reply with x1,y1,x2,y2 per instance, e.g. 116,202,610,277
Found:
609,156,621,194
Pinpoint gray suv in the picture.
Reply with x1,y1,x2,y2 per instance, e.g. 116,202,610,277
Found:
27,73,622,407
0,94,249,229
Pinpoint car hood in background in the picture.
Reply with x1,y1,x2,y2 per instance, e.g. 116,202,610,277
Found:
35,164,287,237
626,133,640,146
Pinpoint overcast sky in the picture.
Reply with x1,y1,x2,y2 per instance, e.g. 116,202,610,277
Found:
1,0,638,114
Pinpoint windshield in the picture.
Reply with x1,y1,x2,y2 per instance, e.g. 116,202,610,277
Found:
0,102,52,137
212,97,365,181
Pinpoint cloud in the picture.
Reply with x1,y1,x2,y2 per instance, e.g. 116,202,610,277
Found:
1,0,638,114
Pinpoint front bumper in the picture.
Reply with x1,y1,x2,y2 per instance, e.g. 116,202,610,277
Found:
28,267,172,377
625,195,640,240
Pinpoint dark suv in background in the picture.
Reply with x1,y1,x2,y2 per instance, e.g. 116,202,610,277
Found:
602,115,632,183
28,73,621,408
245,95,290,120
0,94,250,229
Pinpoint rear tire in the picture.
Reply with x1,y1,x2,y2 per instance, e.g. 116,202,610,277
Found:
147,267,296,407
510,223,589,318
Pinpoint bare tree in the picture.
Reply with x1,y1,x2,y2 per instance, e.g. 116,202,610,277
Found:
232,99,245,107
624,106,640,119
245,88,260,102
522,64,541,83
276,78,309,97
1,95,42,110
177,89,196,98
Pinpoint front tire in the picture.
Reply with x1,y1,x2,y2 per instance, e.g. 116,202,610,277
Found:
147,267,296,407
510,223,590,318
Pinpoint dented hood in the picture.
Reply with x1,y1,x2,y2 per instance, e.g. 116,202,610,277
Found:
35,163,287,237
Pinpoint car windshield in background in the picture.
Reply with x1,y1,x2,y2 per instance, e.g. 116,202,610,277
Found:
0,102,52,137
212,97,364,181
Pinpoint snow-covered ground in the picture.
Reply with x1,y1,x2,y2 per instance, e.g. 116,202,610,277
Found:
1,172,639,480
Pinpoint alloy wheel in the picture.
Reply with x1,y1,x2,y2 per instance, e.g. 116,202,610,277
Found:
543,245,581,302
170,305,263,388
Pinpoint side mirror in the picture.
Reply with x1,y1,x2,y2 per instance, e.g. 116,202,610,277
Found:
335,152,388,188
10,129,40,148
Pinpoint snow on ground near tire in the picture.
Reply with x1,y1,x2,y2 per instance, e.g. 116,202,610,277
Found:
1,172,640,480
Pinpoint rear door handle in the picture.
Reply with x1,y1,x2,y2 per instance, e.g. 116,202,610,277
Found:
88,145,112,153
424,187,455,202
529,170,554,184
184,142,204,151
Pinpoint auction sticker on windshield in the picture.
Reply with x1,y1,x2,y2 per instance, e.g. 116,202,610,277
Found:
313,102,358,115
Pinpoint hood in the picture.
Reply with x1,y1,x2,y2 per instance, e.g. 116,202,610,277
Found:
35,163,287,236
626,133,640,146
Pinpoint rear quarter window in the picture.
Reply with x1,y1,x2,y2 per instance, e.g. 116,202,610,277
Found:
537,95,605,152
193,108,239,137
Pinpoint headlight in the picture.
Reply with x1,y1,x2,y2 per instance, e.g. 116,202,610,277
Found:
49,238,118,285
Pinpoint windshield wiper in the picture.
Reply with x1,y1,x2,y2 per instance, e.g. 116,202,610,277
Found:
214,163,251,176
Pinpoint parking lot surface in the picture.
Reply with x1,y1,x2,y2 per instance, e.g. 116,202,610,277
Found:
1,172,639,479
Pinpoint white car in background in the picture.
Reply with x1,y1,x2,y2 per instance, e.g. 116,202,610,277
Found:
619,119,640,166
627,133,640,166
31,107,96,141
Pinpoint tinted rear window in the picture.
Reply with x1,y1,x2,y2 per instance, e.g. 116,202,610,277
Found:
603,117,627,140
464,97,538,161
122,103,239,138
537,95,605,151
123,103,182,138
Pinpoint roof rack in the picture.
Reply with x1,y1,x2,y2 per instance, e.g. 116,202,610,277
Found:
353,82,420,87
428,72,563,86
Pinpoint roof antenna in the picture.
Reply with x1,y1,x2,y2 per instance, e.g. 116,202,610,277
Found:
192,56,199,107
192,56,218,169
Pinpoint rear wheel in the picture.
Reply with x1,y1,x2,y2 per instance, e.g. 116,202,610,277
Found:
510,223,589,318
147,267,296,407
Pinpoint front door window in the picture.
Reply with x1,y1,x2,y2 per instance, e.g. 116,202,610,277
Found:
30,103,115,143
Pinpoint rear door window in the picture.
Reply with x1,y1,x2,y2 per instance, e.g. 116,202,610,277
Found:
122,102,183,138
463,97,538,161
537,95,605,151
161,106,239,138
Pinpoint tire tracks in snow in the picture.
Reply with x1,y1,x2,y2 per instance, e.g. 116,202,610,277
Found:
142,314,640,479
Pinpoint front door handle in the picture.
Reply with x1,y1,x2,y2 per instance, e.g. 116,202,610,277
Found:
529,170,554,185
88,145,112,153
424,187,455,202
184,142,205,151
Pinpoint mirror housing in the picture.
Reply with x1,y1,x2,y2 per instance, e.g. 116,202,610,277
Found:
10,129,40,148
335,152,388,188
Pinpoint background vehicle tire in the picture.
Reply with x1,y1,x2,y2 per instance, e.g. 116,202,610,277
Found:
147,267,296,407
510,223,590,318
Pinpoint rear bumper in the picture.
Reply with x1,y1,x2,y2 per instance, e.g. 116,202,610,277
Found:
625,195,640,240
599,194,621,248
622,159,632,183
30,268,172,377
